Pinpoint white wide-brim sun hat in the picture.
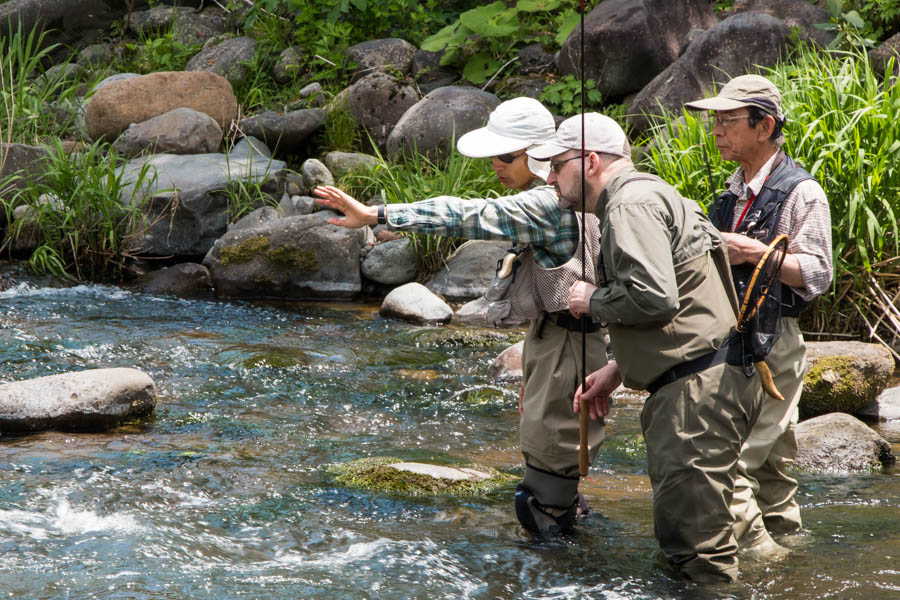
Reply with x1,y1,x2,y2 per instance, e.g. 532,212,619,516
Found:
456,97,556,181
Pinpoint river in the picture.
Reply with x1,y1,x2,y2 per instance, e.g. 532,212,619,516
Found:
1,282,897,599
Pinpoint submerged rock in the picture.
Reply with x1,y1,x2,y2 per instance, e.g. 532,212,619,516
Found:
0,368,157,434
330,457,516,496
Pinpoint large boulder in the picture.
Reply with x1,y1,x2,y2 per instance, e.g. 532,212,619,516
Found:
346,38,417,80
238,109,326,152
796,412,895,473
627,13,792,134
801,341,895,418
203,212,365,299
731,0,835,48
425,240,508,302
557,0,717,99
185,36,258,88
116,145,286,257
341,72,420,149
85,71,238,142
386,86,500,160
0,368,157,433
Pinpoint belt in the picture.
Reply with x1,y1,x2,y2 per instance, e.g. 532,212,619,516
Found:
646,335,742,395
546,311,603,334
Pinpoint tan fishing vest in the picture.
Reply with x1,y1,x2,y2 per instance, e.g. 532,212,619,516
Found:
500,212,604,325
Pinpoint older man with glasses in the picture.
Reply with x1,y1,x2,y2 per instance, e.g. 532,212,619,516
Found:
529,112,764,583
684,74,833,559
314,97,610,539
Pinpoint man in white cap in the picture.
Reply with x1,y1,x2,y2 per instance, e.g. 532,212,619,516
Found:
314,97,609,538
684,75,833,556
528,112,763,582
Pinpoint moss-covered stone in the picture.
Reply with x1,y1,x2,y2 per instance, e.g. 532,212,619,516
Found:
802,355,890,418
406,327,525,348
265,245,318,272
220,236,270,267
329,457,517,496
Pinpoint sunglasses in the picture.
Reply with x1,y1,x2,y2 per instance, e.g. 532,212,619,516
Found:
494,151,526,164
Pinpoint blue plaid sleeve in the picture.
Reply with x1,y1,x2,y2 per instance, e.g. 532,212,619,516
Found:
384,186,579,268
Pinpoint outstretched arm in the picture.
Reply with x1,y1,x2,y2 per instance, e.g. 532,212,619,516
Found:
313,185,378,229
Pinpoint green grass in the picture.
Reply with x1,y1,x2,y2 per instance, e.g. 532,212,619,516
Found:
0,21,88,145
1,141,156,281
639,42,900,347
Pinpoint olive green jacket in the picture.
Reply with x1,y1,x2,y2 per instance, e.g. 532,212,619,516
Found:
588,165,739,390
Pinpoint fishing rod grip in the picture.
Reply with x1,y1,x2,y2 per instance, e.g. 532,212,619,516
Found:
579,401,589,476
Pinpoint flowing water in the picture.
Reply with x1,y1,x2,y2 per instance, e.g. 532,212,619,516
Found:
1,282,898,599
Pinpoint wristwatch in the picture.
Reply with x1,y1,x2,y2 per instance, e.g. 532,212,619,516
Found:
377,205,386,225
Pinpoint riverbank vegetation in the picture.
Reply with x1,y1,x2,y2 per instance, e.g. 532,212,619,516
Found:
0,0,898,350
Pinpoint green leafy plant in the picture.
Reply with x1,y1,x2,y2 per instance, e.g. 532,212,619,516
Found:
421,0,597,85
121,28,202,74
815,0,877,48
540,75,603,117
1,141,157,281
640,43,900,348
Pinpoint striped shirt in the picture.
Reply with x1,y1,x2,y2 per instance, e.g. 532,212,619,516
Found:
384,185,580,268
724,151,833,301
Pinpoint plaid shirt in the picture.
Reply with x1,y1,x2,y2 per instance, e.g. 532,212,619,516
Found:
724,151,833,301
384,185,580,268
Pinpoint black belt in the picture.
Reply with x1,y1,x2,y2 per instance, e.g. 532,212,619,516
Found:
546,312,603,334
646,335,742,395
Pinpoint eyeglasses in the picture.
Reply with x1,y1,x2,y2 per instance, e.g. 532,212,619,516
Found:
495,151,526,164
710,113,750,128
548,154,585,174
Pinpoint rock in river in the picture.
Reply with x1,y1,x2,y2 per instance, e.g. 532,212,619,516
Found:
0,368,157,434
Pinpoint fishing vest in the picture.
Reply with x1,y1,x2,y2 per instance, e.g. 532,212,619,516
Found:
709,152,813,318
487,212,603,326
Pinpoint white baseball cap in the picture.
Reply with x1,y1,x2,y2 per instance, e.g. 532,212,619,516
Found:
527,113,630,161
456,97,555,180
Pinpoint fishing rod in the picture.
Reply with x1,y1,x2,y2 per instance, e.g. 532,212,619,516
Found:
578,0,589,478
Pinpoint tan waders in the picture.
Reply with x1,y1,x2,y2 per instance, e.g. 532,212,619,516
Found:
641,362,762,583
732,317,805,551
516,316,607,535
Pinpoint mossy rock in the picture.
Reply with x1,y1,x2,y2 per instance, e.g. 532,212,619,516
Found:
402,327,525,348
801,342,895,419
329,457,517,496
